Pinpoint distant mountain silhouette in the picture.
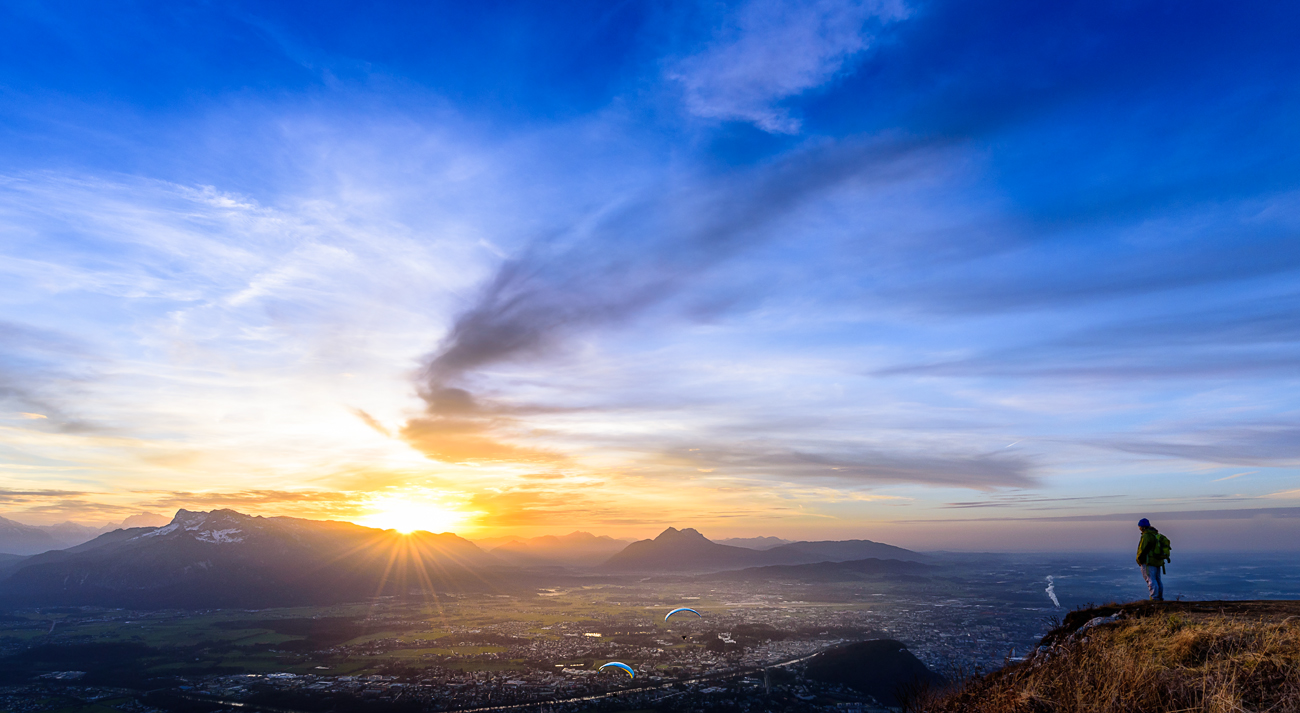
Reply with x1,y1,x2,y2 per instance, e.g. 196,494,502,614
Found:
804,639,946,707
599,527,772,571
0,509,511,608
120,512,171,528
0,513,174,554
39,521,119,547
704,557,935,582
761,539,926,564
0,515,930,607
489,531,628,567
0,515,64,555
714,536,793,550
598,527,924,572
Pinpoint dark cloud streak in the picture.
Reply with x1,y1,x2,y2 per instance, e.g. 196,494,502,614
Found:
1107,425,1300,467
667,444,1035,490
419,136,937,389
876,291,1300,381
403,135,952,465
942,494,1127,509
893,506,1300,525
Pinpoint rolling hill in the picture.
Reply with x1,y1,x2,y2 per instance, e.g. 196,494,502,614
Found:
762,539,926,564
487,531,629,567
714,536,794,550
598,526,924,572
805,638,946,707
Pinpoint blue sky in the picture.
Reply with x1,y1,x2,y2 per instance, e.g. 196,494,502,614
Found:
0,0,1297,550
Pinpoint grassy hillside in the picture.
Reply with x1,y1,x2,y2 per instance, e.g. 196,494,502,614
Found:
909,600,1300,713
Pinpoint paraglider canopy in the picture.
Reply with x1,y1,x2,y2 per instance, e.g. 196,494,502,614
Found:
599,661,636,678
665,607,702,621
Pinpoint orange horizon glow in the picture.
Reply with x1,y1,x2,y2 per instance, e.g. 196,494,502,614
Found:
355,493,474,535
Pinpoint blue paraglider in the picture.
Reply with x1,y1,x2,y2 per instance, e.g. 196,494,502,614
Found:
665,607,702,621
599,661,636,678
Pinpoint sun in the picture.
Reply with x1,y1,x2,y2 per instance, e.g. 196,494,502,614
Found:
358,495,466,535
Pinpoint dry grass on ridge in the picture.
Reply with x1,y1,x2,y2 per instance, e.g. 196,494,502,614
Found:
907,601,1300,713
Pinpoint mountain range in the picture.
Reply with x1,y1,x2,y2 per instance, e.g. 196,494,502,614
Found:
0,516,63,556
599,526,924,572
0,510,927,608
0,513,171,555
484,531,630,567
0,509,508,608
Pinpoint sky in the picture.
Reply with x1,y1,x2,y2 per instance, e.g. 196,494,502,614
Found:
1,0,1298,551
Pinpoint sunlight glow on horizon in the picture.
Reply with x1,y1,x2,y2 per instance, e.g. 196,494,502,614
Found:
356,494,472,535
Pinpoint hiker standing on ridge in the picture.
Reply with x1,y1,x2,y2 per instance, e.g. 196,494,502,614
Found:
1136,518,1167,601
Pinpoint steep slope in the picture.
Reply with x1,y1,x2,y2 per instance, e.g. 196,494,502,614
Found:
0,515,63,555
11,526,164,570
916,600,1300,713
0,509,507,608
64,526,159,553
490,531,628,567
598,527,771,571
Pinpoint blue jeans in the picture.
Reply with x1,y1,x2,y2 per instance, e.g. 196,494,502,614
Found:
1141,564,1163,600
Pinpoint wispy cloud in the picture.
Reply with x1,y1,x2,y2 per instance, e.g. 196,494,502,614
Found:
1108,425,1300,467
893,506,1300,525
942,494,1127,510
665,444,1034,490
351,408,392,438
417,138,929,387
670,0,908,132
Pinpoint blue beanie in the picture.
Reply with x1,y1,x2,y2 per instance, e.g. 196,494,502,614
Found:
1138,518,1151,528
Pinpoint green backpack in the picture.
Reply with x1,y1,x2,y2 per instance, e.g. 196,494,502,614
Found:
1157,533,1171,573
